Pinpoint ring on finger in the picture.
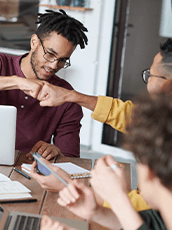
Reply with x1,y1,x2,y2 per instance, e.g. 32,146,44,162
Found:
111,163,118,171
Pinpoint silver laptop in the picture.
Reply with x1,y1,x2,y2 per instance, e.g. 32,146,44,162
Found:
0,205,88,230
0,105,17,165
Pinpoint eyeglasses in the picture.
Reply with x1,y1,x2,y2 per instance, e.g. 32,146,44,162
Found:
141,68,167,84
38,37,71,69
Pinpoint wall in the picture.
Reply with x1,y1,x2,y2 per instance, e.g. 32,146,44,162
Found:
121,0,166,100
160,0,172,37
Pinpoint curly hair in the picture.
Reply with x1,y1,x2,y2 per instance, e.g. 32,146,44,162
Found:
123,93,172,189
35,9,88,49
160,39,172,75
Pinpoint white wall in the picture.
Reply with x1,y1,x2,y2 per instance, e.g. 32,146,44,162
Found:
160,0,172,37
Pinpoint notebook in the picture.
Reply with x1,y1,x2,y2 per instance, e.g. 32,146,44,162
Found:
22,162,91,179
0,204,88,230
0,105,17,165
0,173,32,202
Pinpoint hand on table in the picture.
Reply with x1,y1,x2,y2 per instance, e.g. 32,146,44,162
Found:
90,155,128,207
57,180,98,220
40,215,77,230
26,140,62,160
30,158,71,192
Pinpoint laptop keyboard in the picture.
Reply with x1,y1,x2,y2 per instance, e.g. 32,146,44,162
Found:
9,215,41,230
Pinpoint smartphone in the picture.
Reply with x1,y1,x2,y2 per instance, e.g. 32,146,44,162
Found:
32,152,51,176
31,152,68,186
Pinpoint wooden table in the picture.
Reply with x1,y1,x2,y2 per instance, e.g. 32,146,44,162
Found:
0,152,131,230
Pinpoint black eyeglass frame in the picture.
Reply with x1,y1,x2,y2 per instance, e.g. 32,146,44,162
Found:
141,68,167,84
38,37,71,69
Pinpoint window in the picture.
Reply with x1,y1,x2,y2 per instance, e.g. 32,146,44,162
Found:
0,0,38,52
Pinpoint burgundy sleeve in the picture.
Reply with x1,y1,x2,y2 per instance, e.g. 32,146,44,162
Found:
53,102,83,158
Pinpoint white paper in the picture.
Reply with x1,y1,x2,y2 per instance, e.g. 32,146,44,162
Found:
0,193,32,200
0,173,32,200
52,162,90,174
0,173,11,182
0,181,31,194
21,167,30,175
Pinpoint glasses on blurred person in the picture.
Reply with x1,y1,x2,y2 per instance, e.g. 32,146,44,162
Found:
141,68,166,84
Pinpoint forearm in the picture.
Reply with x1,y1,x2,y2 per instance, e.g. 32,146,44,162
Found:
88,206,121,229
0,76,20,90
91,194,143,230
111,194,143,230
66,90,98,111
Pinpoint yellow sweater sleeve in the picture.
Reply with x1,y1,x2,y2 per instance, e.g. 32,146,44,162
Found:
91,95,134,133
103,190,150,212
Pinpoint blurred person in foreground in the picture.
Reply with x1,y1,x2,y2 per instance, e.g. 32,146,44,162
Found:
40,215,77,230
53,92,172,230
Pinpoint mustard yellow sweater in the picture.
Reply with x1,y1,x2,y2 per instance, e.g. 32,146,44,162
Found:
91,95,150,212
91,96,134,133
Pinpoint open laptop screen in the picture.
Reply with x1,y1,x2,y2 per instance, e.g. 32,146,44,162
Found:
0,105,17,165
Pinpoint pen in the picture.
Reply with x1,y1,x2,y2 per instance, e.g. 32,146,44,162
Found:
14,167,31,180
0,198,37,204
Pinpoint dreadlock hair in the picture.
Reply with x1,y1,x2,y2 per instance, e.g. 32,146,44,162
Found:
159,38,172,75
35,9,88,49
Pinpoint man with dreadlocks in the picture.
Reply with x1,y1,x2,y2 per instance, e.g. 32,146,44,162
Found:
0,9,88,160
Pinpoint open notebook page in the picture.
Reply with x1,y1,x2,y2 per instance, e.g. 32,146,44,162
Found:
0,174,32,200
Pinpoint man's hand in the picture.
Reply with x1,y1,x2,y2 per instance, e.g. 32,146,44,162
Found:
57,180,98,220
40,215,77,230
37,84,72,107
26,140,62,161
17,77,46,98
30,159,71,192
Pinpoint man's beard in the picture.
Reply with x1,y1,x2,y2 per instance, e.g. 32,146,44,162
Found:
30,48,42,80
30,48,51,81
30,48,57,81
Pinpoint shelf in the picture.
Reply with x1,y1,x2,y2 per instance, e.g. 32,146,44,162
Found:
38,4,93,11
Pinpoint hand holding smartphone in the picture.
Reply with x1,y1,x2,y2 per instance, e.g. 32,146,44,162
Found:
31,152,68,186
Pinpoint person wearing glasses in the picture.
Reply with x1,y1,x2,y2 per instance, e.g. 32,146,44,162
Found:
0,9,88,159
37,38,172,135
